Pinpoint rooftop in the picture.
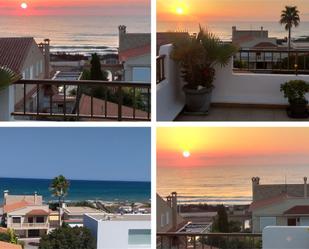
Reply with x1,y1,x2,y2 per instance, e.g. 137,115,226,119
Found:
0,241,22,249
0,37,38,73
63,206,103,215
284,205,309,215
87,213,151,222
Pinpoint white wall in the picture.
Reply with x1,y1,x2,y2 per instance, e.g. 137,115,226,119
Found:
212,61,309,105
124,54,151,82
84,215,151,249
156,44,185,121
157,44,309,121
0,86,15,121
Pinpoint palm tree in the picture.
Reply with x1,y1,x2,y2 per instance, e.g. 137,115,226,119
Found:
280,6,300,51
50,175,70,227
0,66,20,91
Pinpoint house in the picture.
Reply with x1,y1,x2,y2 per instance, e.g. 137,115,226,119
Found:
62,205,105,227
250,177,309,233
118,25,151,82
84,213,151,249
157,32,190,54
0,37,50,120
2,190,51,238
157,193,186,233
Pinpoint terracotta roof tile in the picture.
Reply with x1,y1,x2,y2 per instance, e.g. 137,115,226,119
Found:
79,94,148,119
283,205,309,215
0,241,22,249
0,37,35,73
249,193,288,211
26,209,49,216
3,200,30,213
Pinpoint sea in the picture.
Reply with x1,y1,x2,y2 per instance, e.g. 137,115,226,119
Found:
158,20,309,41
0,15,150,56
157,164,309,205
0,178,150,203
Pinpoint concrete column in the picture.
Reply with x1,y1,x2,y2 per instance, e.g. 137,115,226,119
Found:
0,85,15,121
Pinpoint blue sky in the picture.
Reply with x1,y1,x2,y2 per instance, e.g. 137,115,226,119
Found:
0,127,150,182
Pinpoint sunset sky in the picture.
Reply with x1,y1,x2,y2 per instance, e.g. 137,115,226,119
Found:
157,127,309,168
0,0,150,16
157,0,309,22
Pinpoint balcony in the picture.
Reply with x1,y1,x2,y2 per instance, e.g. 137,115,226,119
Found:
156,44,309,121
0,79,151,121
8,222,49,230
157,232,262,249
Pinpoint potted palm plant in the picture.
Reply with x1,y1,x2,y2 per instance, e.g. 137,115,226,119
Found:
171,26,237,113
280,80,309,118
0,66,20,91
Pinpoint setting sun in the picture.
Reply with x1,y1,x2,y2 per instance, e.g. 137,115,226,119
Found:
176,7,184,15
183,150,190,158
20,2,28,9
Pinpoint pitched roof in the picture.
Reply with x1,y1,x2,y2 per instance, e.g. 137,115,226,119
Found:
253,42,277,49
26,209,50,216
0,37,36,73
283,205,309,215
249,193,288,211
79,94,148,119
3,200,30,213
119,44,150,61
119,33,150,53
0,241,22,249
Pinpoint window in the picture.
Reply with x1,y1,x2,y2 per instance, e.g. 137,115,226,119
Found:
260,217,276,231
166,212,169,225
132,67,151,82
12,217,21,223
288,218,297,226
36,216,45,223
128,229,151,246
161,214,165,227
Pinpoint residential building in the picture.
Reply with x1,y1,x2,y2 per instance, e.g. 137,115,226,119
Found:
157,193,186,233
62,205,105,227
250,177,309,233
118,25,151,82
84,213,151,249
2,190,51,238
0,37,50,120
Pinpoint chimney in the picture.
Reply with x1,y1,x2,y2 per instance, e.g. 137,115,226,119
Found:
34,191,38,204
260,26,264,37
304,177,308,198
166,195,172,208
3,190,9,205
171,192,178,230
43,39,50,79
118,25,127,36
252,177,260,201
232,26,236,41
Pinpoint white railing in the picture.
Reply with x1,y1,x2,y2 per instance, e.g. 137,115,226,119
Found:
8,222,49,229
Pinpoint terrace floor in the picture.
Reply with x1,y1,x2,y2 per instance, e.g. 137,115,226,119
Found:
176,106,309,121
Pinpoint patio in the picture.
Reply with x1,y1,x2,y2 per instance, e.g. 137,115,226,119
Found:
176,106,309,121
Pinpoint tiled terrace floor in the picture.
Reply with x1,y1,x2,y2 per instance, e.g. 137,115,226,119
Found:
176,106,309,121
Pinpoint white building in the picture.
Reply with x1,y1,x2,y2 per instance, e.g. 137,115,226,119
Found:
84,213,151,249
118,25,151,83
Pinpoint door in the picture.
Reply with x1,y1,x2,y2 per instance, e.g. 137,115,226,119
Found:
28,230,40,238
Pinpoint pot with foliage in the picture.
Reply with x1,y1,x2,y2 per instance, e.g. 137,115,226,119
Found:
280,80,309,118
171,26,237,113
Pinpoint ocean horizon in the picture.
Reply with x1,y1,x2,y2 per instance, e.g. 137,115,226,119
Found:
158,164,309,205
0,15,150,55
0,177,151,203
158,20,309,41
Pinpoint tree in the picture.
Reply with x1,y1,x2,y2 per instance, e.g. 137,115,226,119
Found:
216,205,229,232
50,175,70,227
0,66,20,91
39,226,95,249
280,6,300,51
90,53,108,81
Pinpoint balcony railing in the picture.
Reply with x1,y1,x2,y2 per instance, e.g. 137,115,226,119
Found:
157,55,166,84
12,79,151,121
9,222,49,229
157,232,262,249
233,49,309,74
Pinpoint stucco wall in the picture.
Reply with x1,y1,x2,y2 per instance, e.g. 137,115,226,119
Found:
124,54,151,82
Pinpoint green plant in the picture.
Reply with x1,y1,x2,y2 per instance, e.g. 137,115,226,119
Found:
171,25,237,90
39,226,95,249
50,175,70,226
280,80,309,104
0,66,21,91
280,6,300,51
